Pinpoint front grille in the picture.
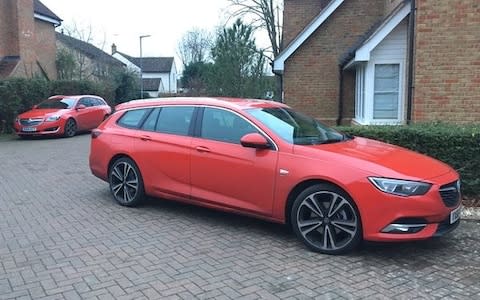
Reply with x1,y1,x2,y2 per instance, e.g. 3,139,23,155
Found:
20,118,43,126
439,181,460,207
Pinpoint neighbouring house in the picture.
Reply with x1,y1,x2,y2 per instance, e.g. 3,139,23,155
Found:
112,45,177,97
56,32,124,81
0,0,62,80
274,0,480,125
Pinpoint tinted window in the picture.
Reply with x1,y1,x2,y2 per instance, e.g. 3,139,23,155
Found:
201,108,257,144
90,97,104,106
142,108,160,131
78,98,94,107
156,106,194,136
118,108,150,128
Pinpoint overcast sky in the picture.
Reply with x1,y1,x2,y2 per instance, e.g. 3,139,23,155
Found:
41,0,235,67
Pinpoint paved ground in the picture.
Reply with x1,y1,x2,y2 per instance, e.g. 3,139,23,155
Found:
0,134,479,300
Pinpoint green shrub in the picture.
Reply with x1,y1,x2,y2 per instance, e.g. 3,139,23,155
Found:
337,124,480,197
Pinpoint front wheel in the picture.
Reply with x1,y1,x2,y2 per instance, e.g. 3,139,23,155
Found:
64,118,77,137
109,157,145,207
291,184,362,255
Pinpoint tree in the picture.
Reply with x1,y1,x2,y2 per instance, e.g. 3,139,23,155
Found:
181,61,213,96
177,29,213,68
208,19,270,98
227,0,283,60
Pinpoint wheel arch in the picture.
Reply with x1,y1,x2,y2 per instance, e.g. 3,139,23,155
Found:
108,153,135,174
285,179,362,228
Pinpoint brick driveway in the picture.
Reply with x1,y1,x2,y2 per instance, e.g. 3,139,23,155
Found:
0,134,479,300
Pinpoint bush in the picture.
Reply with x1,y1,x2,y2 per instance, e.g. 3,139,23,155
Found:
337,124,480,198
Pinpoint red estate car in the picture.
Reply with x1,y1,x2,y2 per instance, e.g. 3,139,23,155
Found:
14,95,111,138
89,97,461,254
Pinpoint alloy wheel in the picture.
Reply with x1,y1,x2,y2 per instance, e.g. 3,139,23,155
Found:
295,190,359,252
64,119,77,137
110,161,140,205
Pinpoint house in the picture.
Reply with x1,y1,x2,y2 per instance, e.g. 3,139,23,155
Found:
56,32,124,81
274,0,479,125
112,45,177,97
0,0,62,79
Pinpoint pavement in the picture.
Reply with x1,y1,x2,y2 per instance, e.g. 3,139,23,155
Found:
0,134,479,300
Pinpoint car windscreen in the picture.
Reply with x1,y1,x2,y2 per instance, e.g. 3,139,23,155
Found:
247,107,346,145
37,98,76,109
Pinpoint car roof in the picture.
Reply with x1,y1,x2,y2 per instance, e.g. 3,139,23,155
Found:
48,95,103,100
114,97,289,111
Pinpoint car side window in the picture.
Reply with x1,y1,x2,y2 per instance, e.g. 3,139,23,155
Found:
90,98,102,106
155,106,194,136
142,108,161,131
117,108,151,129
77,98,89,107
201,108,258,144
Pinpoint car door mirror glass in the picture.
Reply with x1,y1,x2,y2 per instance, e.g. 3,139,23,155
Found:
240,133,270,149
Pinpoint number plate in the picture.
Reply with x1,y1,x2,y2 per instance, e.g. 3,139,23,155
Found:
450,206,462,224
22,127,37,132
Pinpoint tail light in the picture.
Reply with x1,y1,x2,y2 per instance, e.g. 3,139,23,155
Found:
91,129,102,139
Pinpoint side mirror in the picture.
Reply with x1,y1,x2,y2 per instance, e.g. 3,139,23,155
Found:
240,133,271,149
76,104,86,110
32,104,38,109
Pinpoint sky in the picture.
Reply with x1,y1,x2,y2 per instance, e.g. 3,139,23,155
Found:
40,0,236,68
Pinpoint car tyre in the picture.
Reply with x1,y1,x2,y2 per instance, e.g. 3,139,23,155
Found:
64,118,77,137
109,157,145,207
291,183,362,255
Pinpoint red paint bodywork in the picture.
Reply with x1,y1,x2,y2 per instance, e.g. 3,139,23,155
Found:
89,97,461,242
14,95,111,137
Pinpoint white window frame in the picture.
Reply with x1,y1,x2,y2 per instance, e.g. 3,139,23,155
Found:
354,59,405,125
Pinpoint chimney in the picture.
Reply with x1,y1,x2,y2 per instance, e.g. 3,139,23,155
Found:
0,0,20,57
111,43,117,54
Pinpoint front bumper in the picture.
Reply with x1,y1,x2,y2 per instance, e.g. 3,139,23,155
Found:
355,171,462,242
14,119,65,136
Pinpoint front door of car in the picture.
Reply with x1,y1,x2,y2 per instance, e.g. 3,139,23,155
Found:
133,106,195,200
190,107,278,216
89,97,106,128
74,97,93,130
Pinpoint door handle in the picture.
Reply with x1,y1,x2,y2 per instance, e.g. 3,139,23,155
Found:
195,146,211,153
140,135,152,141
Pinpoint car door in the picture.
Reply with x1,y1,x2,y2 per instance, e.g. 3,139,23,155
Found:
133,106,195,201
190,107,278,216
74,97,93,130
89,97,107,128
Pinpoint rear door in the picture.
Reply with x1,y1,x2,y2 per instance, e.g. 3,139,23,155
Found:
190,107,278,216
133,106,195,200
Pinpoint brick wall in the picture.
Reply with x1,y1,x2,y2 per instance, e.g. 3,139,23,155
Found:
283,0,385,124
0,1,20,57
1,0,58,79
282,0,328,48
35,19,57,79
413,0,480,123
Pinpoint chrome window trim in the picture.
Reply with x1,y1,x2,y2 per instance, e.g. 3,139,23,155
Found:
118,104,279,151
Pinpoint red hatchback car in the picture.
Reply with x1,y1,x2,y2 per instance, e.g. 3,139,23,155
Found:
14,95,111,138
89,97,461,254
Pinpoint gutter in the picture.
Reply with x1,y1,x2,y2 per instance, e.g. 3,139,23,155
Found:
406,0,416,124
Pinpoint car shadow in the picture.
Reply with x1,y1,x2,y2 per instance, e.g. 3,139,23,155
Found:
116,195,461,258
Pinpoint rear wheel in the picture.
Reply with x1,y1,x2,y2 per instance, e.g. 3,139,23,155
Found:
109,157,145,207
64,118,77,137
291,184,362,254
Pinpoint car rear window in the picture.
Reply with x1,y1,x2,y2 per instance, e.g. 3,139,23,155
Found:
117,108,150,128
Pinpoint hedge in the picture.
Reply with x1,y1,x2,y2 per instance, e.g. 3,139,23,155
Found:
0,78,116,132
337,124,480,198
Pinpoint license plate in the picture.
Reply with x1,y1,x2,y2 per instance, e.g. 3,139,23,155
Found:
450,206,462,224
22,127,37,132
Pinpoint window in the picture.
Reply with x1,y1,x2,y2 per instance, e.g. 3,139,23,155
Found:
155,106,194,136
201,108,257,144
373,64,400,119
355,64,366,121
142,108,160,131
117,108,150,128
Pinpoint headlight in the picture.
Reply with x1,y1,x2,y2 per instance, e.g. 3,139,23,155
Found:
369,177,432,197
46,115,61,122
